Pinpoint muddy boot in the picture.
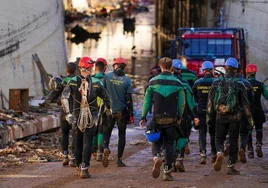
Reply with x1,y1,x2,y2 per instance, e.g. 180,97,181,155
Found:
211,153,217,163
76,166,81,176
96,152,103,162
171,163,177,172
80,167,90,179
163,166,173,181
239,149,247,163
227,166,240,175
224,144,230,156
69,158,76,167
116,158,126,167
255,144,263,158
152,155,162,178
102,148,110,168
184,144,190,155
248,147,254,159
200,152,206,165
175,158,185,172
62,155,69,166
213,152,224,172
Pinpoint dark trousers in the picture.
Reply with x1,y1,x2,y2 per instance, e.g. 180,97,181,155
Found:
61,118,76,156
152,124,178,170
248,114,264,147
239,115,249,151
215,117,240,165
103,111,127,159
75,126,97,167
175,118,188,159
199,115,216,155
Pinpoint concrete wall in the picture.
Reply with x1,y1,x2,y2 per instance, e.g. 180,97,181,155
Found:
0,0,67,102
223,0,268,110
223,0,268,82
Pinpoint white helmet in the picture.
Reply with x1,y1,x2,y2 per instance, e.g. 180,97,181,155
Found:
215,66,226,75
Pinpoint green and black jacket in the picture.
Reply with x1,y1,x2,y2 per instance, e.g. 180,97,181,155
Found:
142,72,186,120
181,69,198,87
248,76,268,122
175,74,198,118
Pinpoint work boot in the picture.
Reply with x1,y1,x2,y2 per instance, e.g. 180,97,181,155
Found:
255,145,263,158
185,144,190,155
171,163,177,172
213,152,224,172
200,153,206,165
211,153,217,163
152,155,162,178
175,158,185,172
62,155,69,166
80,167,90,179
227,166,240,175
248,147,254,159
239,149,247,163
224,144,230,156
116,158,126,167
96,152,103,162
163,166,173,181
69,158,76,167
102,148,110,168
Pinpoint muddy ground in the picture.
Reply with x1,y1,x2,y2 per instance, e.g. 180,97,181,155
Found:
0,124,267,188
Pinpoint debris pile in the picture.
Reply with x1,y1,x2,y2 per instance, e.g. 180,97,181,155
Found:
0,132,64,168
0,109,34,128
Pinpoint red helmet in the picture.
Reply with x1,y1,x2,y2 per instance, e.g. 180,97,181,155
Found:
79,56,94,69
96,57,107,65
246,64,257,73
113,57,127,66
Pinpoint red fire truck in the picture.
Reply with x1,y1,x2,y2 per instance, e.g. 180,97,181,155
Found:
170,28,247,77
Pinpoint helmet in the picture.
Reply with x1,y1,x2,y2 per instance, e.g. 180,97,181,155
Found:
201,61,213,70
79,56,94,69
145,130,160,142
246,64,257,73
215,66,226,75
48,76,62,91
113,57,127,66
172,59,183,69
225,58,238,69
96,57,107,66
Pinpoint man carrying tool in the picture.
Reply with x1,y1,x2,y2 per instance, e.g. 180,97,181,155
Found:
140,57,185,181
61,56,111,178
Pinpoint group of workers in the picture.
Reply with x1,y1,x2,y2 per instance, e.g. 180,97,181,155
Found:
48,56,133,178
140,57,268,181
48,55,267,181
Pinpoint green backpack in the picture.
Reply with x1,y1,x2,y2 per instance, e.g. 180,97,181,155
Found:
213,78,238,114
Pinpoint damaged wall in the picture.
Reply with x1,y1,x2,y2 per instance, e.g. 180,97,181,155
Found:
0,0,67,103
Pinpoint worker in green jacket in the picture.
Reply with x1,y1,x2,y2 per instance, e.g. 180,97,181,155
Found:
140,57,186,181
171,59,199,172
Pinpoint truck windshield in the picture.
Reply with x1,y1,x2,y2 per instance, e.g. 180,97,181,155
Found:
183,38,232,58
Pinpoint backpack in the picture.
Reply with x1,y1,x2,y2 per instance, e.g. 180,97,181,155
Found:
213,78,238,114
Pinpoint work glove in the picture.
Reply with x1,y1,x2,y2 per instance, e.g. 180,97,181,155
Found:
65,113,76,126
129,116,134,124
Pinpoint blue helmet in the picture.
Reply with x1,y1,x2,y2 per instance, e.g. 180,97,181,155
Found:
172,59,183,69
201,61,213,70
225,58,238,69
145,130,160,142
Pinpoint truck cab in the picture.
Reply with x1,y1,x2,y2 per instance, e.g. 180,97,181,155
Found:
170,28,247,77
